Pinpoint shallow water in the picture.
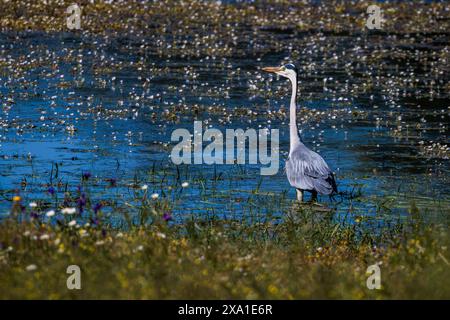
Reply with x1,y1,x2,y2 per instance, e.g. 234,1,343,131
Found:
0,28,448,224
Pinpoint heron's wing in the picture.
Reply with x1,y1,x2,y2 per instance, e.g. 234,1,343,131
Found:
286,148,337,195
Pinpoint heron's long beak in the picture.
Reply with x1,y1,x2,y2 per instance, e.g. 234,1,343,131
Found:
262,66,282,73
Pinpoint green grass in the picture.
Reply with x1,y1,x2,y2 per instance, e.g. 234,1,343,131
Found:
1,201,449,299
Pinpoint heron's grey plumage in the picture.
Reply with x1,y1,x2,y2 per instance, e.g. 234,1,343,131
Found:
286,145,337,195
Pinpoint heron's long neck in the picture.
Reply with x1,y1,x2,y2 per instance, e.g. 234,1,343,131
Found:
289,77,301,152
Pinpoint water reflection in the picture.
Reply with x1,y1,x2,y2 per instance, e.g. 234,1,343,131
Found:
0,29,448,224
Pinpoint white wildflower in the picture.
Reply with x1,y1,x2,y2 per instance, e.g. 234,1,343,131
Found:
25,264,37,272
61,207,76,215
39,234,50,240
68,220,77,227
156,232,166,239
46,210,55,217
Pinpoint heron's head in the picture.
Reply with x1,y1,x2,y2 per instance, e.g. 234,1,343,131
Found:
262,63,297,82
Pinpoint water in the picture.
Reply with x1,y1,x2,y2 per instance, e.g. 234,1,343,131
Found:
0,29,448,224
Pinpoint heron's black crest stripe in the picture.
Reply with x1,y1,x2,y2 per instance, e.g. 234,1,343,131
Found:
284,63,298,74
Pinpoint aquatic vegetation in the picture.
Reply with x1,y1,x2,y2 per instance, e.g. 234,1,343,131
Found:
0,197,449,299
1,166,449,299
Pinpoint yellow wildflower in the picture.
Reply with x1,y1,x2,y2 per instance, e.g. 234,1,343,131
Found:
267,284,279,295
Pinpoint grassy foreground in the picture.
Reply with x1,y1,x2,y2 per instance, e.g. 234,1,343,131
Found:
0,204,449,299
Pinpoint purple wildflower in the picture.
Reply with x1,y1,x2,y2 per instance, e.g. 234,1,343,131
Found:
93,203,103,214
47,186,55,195
163,212,173,222
82,171,91,181
77,193,87,213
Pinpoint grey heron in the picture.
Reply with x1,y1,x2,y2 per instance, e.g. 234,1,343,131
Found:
262,64,337,202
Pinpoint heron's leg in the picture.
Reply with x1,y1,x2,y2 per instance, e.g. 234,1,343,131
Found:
296,189,304,202
311,191,318,202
